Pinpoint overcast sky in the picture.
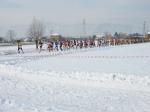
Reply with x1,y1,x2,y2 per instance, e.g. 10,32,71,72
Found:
0,0,150,37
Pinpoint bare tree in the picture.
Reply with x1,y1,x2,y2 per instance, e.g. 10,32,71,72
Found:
6,30,16,44
28,17,45,49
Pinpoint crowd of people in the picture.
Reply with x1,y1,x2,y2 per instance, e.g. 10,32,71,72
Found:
44,39,106,52
17,38,111,54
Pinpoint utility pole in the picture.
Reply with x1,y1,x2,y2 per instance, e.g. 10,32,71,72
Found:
143,21,146,42
82,18,86,37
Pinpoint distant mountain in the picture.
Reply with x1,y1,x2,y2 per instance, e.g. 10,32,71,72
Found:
93,23,142,34
46,23,143,36
0,23,143,38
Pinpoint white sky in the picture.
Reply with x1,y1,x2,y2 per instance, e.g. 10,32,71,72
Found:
0,0,150,37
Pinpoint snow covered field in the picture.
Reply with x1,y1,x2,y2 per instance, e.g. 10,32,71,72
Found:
0,43,150,112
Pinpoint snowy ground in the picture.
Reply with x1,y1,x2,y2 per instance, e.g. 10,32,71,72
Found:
0,43,150,112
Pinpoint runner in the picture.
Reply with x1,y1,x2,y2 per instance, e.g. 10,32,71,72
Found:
39,40,43,53
17,40,24,54
47,41,53,52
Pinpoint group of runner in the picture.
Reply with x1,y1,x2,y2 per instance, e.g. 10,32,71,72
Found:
17,39,107,54
44,39,103,52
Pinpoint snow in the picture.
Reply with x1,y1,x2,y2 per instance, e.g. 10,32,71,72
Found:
0,43,150,112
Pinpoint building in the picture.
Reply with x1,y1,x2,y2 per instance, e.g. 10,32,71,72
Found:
145,32,150,42
50,33,62,41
